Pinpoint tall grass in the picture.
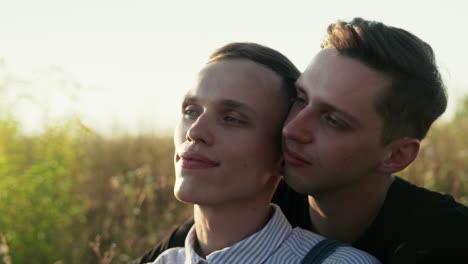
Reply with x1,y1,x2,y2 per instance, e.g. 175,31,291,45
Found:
0,118,190,264
0,98,467,263
399,98,468,204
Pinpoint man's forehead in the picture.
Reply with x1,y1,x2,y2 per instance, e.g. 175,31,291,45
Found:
191,60,283,98
201,59,281,86
299,50,390,102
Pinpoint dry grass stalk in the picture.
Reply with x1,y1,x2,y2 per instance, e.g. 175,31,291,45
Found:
0,234,12,264
89,235,118,264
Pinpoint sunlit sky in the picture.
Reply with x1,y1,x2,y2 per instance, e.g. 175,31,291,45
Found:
1,0,467,135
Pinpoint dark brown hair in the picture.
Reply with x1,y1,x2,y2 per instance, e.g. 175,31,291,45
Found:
322,18,447,144
208,42,300,100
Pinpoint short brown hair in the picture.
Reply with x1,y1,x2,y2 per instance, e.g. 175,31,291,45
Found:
208,42,300,100
322,18,447,144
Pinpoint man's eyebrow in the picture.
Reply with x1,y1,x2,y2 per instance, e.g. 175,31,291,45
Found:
182,96,198,104
182,96,257,116
219,99,257,116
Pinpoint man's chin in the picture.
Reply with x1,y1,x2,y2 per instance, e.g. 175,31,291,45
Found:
282,173,312,195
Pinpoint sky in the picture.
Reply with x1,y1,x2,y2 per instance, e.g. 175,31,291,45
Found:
1,0,467,135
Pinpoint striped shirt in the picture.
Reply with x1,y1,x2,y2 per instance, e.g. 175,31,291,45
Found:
150,204,380,264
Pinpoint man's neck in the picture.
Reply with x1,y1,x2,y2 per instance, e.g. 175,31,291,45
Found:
308,174,394,244
193,200,271,258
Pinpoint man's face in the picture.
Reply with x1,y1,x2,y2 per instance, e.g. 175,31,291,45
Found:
174,59,289,205
282,49,392,195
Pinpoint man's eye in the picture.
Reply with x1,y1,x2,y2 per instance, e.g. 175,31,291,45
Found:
292,96,307,105
184,109,196,115
183,107,200,118
223,115,243,124
323,114,347,129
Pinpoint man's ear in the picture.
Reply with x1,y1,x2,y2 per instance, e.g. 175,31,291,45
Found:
379,137,420,174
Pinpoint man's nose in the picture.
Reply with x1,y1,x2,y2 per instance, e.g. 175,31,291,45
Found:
186,113,214,145
283,108,315,144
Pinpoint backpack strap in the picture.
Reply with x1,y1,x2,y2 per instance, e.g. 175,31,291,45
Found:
300,239,345,264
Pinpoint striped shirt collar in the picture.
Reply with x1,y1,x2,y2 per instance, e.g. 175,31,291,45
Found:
184,204,292,264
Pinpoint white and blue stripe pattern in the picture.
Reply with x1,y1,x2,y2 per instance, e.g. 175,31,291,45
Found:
150,204,380,264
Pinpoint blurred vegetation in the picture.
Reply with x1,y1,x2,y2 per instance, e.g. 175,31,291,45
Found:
399,95,468,205
0,117,191,264
0,78,467,263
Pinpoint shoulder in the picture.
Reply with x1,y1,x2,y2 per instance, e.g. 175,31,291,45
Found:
389,177,460,210
384,177,467,229
386,177,468,262
392,176,468,230
282,230,380,264
137,218,193,263
283,227,324,256
327,246,381,264
149,247,185,264
395,205,468,262
265,228,323,263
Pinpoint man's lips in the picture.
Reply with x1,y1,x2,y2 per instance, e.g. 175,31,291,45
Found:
283,148,312,167
177,152,220,169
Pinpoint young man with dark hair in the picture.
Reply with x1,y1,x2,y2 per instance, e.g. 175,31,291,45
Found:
138,18,468,264
280,18,467,263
